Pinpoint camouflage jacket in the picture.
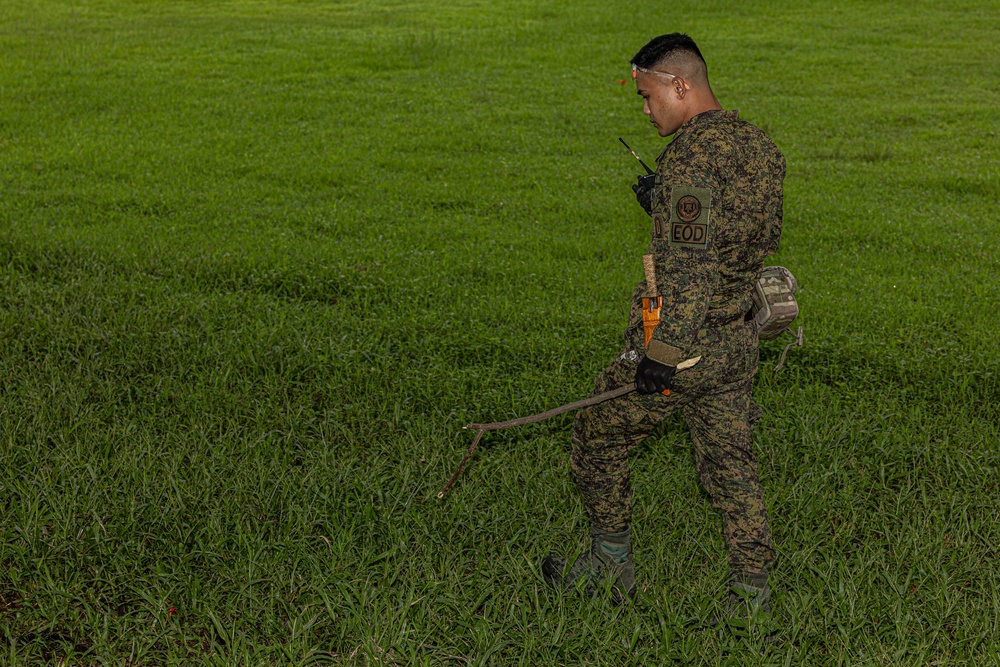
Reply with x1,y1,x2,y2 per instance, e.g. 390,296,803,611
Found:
643,109,785,366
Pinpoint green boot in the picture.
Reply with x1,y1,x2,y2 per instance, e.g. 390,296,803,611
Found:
710,572,776,637
541,526,635,605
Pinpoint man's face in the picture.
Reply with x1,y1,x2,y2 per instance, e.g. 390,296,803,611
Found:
634,71,685,137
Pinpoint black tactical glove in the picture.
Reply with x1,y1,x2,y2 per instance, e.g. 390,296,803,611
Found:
634,355,675,395
632,173,656,217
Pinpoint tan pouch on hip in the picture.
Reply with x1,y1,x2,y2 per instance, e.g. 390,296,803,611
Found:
751,266,799,340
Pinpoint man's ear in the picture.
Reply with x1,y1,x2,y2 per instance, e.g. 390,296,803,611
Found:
674,77,689,99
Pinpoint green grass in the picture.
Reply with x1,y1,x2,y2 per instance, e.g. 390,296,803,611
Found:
1,0,999,664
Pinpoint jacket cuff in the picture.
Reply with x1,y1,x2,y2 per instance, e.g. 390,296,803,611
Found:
645,339,682,367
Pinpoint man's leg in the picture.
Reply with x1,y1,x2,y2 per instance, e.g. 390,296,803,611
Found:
542,354,676,601
682,377,774,600
570,406,640,534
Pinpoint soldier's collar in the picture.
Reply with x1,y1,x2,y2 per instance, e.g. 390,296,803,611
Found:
673,109,738,139
682,108,738,130
657,110,739,162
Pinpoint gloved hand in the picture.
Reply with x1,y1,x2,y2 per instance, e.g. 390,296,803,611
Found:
634,355,675,395
632,173,656,217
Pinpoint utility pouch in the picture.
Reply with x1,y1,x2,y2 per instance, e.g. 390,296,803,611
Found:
751,266,799,340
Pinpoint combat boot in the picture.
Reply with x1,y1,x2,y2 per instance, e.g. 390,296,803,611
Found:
710,572,776,639
541,525,634,605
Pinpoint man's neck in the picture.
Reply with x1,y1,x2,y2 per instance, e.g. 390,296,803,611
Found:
683,94,723,124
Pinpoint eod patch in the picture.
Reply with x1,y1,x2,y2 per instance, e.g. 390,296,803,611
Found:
668,185,711,249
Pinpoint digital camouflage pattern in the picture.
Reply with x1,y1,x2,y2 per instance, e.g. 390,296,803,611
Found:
646,109,785,363
752,265,800,339
571,109,784,577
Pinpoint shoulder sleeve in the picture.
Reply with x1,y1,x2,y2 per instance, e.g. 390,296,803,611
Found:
645,132,728,362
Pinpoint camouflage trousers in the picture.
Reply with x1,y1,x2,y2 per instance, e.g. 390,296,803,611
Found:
571,296,774,575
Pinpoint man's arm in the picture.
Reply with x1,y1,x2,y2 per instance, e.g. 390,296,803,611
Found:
644,139,724,366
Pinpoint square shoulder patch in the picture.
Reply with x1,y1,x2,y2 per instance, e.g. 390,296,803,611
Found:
668,185,712,249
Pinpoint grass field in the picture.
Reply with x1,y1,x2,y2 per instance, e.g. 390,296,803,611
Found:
2,0,999,664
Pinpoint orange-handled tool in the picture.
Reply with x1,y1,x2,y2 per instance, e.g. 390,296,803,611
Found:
641,295,670,396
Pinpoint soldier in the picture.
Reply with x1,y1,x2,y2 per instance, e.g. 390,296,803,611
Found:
542,33,785,625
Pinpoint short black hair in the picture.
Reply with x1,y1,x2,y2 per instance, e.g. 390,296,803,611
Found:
631,33,706,70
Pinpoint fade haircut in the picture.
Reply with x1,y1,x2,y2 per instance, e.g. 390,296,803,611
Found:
631,33,709,85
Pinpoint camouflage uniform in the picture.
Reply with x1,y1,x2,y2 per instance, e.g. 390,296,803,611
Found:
572,109,784,577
